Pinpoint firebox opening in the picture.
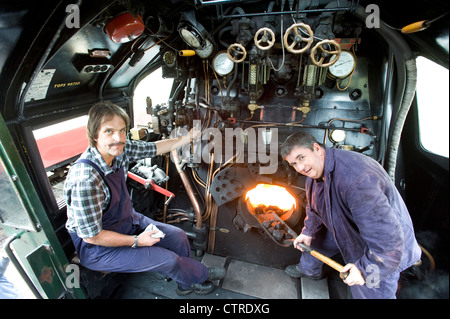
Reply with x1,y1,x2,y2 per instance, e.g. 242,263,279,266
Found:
245,184,296,211
244,183,300,227
240,183,302,246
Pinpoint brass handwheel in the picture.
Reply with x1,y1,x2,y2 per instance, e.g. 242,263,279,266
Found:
283,23,314,54
310,39,341,67
227,43,247,63
254,27,276,50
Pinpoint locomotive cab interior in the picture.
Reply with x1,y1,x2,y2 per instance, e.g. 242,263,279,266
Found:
0,0,448,301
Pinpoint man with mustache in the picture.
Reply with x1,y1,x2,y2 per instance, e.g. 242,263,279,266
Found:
64,102,224,295
281,132,421,299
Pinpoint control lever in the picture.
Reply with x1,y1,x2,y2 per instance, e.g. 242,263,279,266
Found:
127,171,175,206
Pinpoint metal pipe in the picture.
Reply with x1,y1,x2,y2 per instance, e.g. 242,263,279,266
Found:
352,5,417,183
170,149,203,229
222,7,353,19
3,232,43,299
240,119,375,134
196,0,247,6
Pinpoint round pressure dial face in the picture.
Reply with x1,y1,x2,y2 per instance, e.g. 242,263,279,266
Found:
328,51,356,78
212,51,234,76
195,39,213,59
163,51,176,67
179,28,202,48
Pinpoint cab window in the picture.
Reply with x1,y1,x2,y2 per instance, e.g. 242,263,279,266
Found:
133,68,173,127
416,56,449,158
33,115,89,207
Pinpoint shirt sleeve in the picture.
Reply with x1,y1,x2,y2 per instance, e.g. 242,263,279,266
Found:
124,139,157,162
66,177,105,239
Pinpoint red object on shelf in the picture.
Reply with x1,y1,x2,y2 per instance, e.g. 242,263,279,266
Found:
104,12,145,43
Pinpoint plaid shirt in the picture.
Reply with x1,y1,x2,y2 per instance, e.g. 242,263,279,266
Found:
64,139,157,238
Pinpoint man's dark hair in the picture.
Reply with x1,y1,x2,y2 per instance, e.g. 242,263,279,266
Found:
87,101,130,147
281,132,322,159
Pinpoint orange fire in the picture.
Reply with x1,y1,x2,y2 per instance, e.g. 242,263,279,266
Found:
245,184,296,211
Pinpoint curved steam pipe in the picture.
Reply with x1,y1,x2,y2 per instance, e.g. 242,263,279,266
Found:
170,149,203,229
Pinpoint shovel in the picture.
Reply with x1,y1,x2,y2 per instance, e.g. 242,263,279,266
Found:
295,242,349,280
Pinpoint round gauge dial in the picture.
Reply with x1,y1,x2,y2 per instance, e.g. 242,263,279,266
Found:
163,51,176,67
179,28,202,48
212,51,234,76
195,39,213,59
328,51,356,78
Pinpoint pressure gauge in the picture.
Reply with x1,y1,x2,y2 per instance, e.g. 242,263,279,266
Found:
195,39,213,59
179,27,203,49
163,51,176,67
212,51,234,76
177,11,208,49
328,51,356,78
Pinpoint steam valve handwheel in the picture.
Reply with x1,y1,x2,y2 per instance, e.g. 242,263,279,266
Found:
283,23,314,54
227,43,247,63
254,27,276,50
310,39,341,67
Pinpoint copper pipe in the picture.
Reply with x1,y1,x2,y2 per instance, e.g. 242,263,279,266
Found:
163,154,170,223
170,149,202,229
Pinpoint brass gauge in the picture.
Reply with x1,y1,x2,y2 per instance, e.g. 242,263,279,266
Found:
328,51,356,78
163,50,176,67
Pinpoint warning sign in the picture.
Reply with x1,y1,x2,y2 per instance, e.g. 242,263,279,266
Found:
25,69,56,102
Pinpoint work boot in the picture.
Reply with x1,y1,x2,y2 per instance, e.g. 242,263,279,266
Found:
207,266,226,281
176,281,215,296
285,264,324,280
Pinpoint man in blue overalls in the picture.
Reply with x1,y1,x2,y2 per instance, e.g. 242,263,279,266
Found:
281,132,421,299
64,101,225,295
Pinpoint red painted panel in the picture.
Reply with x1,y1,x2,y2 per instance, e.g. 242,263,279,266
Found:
36,126,88,168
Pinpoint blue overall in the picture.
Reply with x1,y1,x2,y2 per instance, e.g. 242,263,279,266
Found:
297,148,421,299
69,159,208,290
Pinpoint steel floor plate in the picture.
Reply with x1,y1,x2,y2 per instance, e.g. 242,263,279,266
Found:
221,259,299,299
79,252,351,299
